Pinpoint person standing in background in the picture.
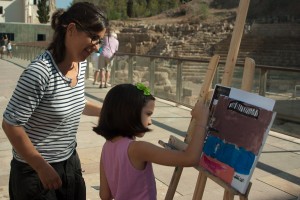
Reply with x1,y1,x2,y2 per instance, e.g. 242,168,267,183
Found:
7,40,12,59
3,34,8,45
0,35,7,59
99,30,119,88
2,2,108,199
92,47,103,85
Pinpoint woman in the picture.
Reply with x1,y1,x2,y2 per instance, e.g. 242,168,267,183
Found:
2,2,108,199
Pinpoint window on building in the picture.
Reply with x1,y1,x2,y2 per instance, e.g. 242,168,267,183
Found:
33,0,37,5
0,7,3,14
37,34,46,41
0,33,15,41
7,33,15,41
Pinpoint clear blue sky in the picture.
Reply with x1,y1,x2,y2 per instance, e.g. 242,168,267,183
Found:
56,0,73,9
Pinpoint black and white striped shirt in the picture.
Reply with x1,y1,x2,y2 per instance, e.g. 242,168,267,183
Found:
3,51,87,163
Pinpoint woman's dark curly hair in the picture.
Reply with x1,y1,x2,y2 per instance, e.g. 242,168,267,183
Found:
93,84,156,140
47,2,109,63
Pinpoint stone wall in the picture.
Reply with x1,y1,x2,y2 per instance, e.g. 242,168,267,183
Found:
112,20,235,58
111,21,300,105
113,21,300,68
214,23,300,67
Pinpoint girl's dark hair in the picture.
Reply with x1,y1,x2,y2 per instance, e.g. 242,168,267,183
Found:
47,2,109,63
93,84,156,140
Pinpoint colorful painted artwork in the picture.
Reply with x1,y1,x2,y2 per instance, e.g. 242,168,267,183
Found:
199,85,276,194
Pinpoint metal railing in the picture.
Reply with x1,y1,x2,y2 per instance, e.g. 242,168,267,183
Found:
294,85,300,99
110,52,300,108
12,44,300,122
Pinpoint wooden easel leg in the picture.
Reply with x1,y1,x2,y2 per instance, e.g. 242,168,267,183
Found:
192,172,207,200
239,182,252,200
239,195,248,200
223,190,234,200
165,167,183,200
221,0,251,86
164,55,220,200
241,57,255,92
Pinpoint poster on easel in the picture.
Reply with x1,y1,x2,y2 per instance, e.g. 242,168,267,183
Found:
199,84,276,194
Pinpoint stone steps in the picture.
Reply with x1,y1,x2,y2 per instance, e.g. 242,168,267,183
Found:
214,34,300,67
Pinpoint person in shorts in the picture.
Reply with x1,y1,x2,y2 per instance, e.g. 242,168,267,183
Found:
98,30,119,88
0,36,7,59
7,40,12,58
92,47,102,85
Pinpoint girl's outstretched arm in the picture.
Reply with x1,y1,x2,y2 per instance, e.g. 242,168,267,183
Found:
129,101,209,167
99,154,113,200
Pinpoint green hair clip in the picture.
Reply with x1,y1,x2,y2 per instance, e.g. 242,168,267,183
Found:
136,83,151,96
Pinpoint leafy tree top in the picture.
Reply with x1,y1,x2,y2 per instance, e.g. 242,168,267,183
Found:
37,0,50,24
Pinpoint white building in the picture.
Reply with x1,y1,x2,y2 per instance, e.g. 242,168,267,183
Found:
0,0,56,24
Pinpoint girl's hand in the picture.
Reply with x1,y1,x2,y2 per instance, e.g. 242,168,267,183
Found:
191,100,209,126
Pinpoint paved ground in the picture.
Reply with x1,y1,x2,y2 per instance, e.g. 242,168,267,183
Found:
0,57,299,200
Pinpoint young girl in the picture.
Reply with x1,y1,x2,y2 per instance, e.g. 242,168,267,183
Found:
93,83,209,200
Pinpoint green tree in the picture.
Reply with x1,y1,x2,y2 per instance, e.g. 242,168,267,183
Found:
127,0,134,17
37,0,50,24
94,0,179,19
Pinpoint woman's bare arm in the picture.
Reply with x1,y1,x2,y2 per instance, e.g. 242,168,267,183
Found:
2,120,62,189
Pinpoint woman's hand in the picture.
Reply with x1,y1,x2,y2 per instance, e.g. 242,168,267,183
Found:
2,121,62,190
36,162,62,190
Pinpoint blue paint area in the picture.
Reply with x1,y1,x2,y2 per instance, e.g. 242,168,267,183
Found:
203,135,255,175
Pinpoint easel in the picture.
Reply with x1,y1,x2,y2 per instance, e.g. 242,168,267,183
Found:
159,0,254,199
